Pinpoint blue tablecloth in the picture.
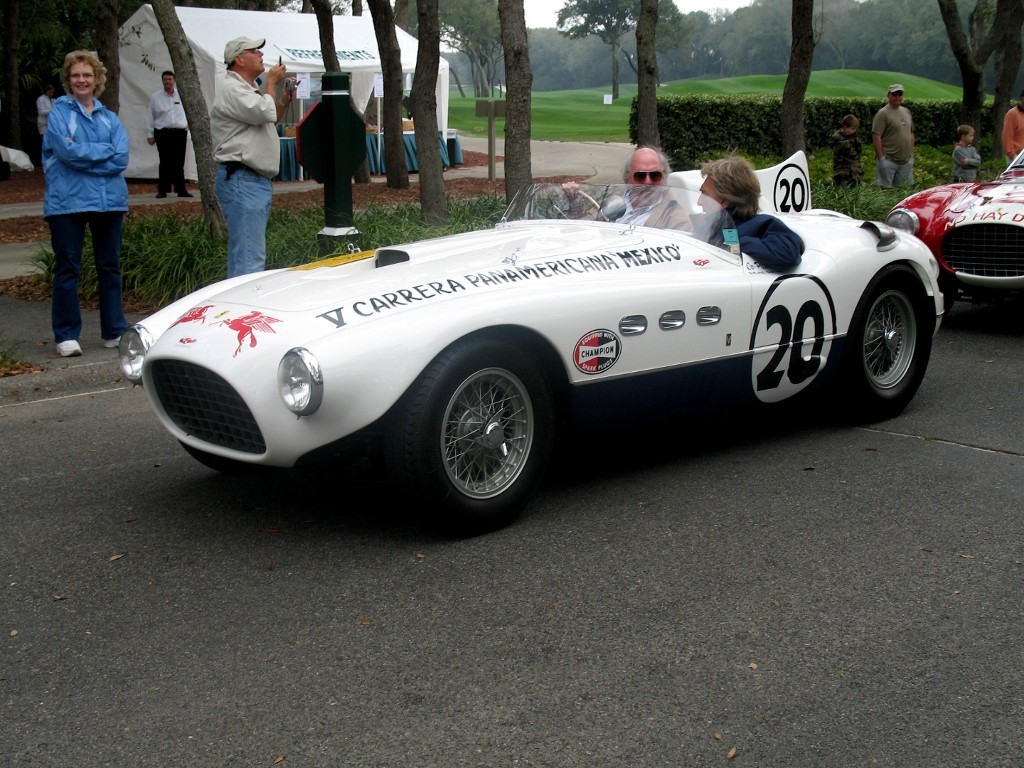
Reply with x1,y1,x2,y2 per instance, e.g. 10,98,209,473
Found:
447,131,464,165
276,137,303,182
365,132,463,174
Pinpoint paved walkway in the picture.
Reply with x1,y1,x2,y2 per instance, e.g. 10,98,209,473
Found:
0,137,632,280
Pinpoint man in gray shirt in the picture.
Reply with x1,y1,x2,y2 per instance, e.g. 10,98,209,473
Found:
872,84,915,188
210,36,294,277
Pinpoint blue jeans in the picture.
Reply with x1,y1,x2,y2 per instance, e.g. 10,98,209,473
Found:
48,211,127,343
216,164,272,278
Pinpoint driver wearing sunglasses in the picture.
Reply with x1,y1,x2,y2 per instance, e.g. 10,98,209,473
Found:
616,146,692,230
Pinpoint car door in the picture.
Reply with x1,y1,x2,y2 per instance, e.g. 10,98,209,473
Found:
745,249,839,405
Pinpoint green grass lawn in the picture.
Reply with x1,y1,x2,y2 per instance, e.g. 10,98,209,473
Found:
448,69,967,143
450,86,640,143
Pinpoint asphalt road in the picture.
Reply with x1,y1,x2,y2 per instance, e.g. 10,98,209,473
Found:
1,298,1022,767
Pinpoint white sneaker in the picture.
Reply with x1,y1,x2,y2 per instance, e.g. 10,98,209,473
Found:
102,337,121,349
56,340,82,357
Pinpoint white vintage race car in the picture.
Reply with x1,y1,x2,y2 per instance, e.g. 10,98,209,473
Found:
120,153,943,534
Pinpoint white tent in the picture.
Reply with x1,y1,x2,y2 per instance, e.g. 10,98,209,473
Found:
119,5,449,180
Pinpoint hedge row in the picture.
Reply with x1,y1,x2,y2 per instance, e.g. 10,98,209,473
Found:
629,94,998,170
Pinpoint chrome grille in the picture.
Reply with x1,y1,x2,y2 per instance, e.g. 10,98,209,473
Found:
150,360,266,454
942,224,1024,277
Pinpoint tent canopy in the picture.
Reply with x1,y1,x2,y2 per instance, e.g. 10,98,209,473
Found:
119,5,449,179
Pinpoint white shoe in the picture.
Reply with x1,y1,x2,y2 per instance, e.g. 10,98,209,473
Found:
56,340,82,357
102,337,121,349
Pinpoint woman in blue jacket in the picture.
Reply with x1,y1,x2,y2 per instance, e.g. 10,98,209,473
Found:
698,154,803,271
43,50,129,357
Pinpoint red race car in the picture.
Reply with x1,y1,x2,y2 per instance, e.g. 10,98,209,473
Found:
886,151,1024,307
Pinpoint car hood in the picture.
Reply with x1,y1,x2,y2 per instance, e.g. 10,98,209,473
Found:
146,219,706,357
954,176,1024,213
903,176,1024,222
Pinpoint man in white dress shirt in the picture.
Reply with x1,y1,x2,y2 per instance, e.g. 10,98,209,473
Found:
146,71,192,198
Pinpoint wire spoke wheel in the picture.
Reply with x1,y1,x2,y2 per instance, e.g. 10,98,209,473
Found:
838,266,934,423
441,367,534,499
862,289,917,389
385,337,554,534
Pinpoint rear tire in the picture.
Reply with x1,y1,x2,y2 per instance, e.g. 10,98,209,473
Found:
384,337,555,535
839,265,934,422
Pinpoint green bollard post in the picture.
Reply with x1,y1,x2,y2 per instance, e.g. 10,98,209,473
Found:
296,72,368,256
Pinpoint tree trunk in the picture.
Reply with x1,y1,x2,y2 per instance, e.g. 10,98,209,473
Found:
311,0,339,70
412,0,446,224
959,66,985,132
635,0,660,149
394,0,410,31
611,39,621,100
470,52,488,98
150,0,226,240
450,66,467,98
95,0,121,113
367,0,410,189
936,0,997,146
620,49,639,77
311,0,370,183
992,0,1024,159
2,0,21,149
780,0,815,157
498,0,533,204
351,0,372,182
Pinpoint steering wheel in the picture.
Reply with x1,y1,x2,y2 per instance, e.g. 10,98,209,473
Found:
574,190,602,217
540,184,603,220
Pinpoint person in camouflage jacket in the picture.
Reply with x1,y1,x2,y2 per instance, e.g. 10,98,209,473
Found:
832,114,864,187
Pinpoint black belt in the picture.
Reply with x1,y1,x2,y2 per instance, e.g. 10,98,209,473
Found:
221,161,257,180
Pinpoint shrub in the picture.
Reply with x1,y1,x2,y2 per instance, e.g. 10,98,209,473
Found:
632,94,998,171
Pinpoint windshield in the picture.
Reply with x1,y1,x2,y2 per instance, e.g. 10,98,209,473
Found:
502,182,738,249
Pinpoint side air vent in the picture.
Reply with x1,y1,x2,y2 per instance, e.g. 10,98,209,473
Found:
696,306,722,326
376,249,410,267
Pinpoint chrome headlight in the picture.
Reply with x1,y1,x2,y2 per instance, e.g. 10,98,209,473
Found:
278,348,323,416
118,325,153,384
885,208,919,235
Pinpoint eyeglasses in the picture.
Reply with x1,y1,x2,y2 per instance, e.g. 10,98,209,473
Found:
632,170,663,183
890,91,904,97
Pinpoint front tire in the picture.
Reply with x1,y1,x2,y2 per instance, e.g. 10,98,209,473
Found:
839,265,934,422
385,338,555,535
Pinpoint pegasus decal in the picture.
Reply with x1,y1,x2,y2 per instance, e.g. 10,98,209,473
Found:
217,311,282,357
171,305,215,327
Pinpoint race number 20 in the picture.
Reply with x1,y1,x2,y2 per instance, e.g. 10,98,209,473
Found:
750,275,837,404
771,163,811,213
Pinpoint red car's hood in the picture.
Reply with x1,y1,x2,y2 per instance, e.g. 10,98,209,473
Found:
950,176,1024,213
894,172,1024,242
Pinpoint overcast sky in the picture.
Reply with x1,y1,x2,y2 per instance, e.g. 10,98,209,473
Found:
522,0,754,30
